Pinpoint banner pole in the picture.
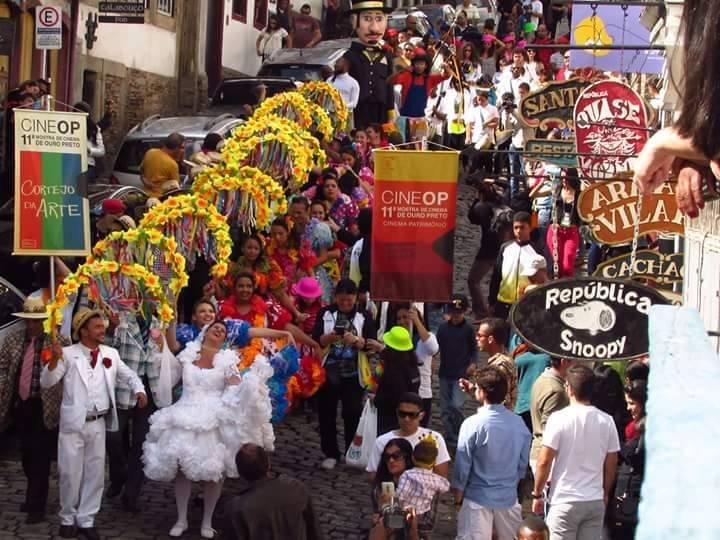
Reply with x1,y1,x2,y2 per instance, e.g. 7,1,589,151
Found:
50,257,56,302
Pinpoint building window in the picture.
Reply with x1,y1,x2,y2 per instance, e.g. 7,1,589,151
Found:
157,0,175,16
232,0,247,22
254,0,269,30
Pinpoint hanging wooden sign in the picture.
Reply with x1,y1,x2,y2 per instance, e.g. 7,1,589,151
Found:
510,277,669,362
519,78,591,131
574,81,650,182
577,179,684,245
525,139,578,168
594,249,684,285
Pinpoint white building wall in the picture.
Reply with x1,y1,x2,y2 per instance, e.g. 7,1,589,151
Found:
76,2,178,79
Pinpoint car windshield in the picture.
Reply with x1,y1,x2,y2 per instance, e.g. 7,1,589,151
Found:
258,65,323,81
212,81,292,106
114,140,199,174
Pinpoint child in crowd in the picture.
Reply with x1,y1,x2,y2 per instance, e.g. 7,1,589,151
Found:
292,277,325,336
395,436,450,518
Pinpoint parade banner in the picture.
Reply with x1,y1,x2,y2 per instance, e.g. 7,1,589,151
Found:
578,180,683,245
594,249,684,285
571,4,664,74
525,139,578,168
519,78,590,131
510,277,668,362
574,81,650,181
13,109,90,256
371,150,458,302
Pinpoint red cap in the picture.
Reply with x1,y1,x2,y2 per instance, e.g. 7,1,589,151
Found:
102,199,126,215
386,28,398,37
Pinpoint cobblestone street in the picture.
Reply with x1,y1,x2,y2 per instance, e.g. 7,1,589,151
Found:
0,182,481,540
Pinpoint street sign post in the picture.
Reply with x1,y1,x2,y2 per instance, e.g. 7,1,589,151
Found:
99,0,145,24
35,6,62,50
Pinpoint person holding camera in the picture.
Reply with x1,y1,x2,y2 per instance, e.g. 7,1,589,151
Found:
312,279,377,470
499,85,535,199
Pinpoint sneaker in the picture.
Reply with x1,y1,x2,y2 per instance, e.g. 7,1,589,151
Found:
320,458,337,470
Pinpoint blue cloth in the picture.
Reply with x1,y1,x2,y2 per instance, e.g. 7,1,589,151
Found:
452,404,531,509
509,333,550,415
439,377,466,447
400,78,429,118
225,319,251,349
175,324,201,351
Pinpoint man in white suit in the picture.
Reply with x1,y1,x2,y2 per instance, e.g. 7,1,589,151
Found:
41,309,147,540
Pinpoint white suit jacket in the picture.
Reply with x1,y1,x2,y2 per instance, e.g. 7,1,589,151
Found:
40,343,145,434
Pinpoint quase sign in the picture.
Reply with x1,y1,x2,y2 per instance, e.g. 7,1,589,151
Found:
510,277,668,361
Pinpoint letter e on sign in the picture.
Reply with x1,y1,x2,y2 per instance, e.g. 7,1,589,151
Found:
36,6,62,50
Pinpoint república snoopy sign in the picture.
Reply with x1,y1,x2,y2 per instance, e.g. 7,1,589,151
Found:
510,277,668,361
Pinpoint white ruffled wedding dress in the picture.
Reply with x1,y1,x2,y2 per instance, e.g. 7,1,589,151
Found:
142,341,275,483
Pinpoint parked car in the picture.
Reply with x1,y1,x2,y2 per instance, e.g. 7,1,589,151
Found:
387,10,432,38
458,0,498,26
257,39,351,81
394,5,455,27
0,277,25,432
209,76,296,117
110,114,243,188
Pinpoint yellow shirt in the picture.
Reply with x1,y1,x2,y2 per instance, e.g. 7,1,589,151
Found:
140,148,179,197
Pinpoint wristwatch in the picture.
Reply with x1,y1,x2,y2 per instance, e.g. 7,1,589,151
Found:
531,492,544,499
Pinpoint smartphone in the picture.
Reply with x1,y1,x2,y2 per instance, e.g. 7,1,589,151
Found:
381,482,395,498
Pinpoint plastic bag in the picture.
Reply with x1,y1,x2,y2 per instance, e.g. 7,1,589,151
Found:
345,399,378,469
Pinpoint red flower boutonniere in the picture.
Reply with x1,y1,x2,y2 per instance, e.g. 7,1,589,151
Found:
40,348,53,365
102,357,112,369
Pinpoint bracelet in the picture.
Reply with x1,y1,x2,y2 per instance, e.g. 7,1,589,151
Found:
531,492,544,499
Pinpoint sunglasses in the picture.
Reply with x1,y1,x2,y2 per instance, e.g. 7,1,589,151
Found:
383,451,405,462
396,409,421,419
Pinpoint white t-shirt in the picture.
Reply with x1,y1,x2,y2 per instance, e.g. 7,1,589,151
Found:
542,404,621,505
258,28,288,59
366,427,451,473
465,103,499,144
327,73,360,110
416,334,439,399
523,0,543,29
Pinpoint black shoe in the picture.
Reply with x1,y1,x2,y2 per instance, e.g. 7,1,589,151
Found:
105,482,124,499
121,496,141,513
59,525,77,538
77,526,100,540
25,512,45,524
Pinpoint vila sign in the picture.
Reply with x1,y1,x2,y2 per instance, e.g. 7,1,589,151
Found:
578,180,683,245
519,78,590,131
99,0,145,24
574,81,650,181
13,109,91,256
525,139,578,168
510,277,668,362
594,249,684,285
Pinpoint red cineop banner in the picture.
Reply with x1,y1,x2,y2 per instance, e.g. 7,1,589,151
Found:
370,150,458,302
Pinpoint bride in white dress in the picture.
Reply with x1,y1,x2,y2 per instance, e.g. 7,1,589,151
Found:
143,319,292,538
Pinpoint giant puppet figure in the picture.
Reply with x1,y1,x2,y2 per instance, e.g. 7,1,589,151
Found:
343,0,395,128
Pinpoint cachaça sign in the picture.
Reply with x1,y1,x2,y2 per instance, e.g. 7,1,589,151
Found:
525,139,578,168
594,249,683,285
519,78,590,131
510,277,668,362
574,81,650,181
578,180,683,244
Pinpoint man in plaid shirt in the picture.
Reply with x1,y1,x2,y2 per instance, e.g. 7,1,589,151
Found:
105,312,164,512
396,437,450,516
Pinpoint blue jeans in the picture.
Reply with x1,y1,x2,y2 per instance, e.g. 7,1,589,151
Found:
508,144,524,199
439,377,466,447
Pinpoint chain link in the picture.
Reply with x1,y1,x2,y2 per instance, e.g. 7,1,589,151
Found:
629,190,643,276
620,4,629,74
590,3,599,70
550,172,561,278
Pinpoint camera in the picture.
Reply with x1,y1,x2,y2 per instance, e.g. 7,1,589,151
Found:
381,499,406,530
502,99,517,110
334,313,352,336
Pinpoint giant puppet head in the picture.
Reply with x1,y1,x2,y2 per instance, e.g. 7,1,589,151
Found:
350,0,392,46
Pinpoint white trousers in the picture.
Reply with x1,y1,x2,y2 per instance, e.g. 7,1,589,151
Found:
456,499,523,540
58,418,106,527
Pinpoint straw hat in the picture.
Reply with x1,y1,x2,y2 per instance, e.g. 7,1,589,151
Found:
12,297,48,319
382,326,414,352
71,308,104,342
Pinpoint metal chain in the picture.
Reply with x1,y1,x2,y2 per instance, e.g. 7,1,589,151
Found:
629,190,643,276
550,172,561,278
590,3,599,70
620,4,629,74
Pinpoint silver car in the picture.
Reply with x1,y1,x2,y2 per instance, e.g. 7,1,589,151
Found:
110,114,243,188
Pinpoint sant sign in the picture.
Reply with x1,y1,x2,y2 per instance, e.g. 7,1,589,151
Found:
510,277,668,362
519,78,590,131
525,139,578,168
574,81,650,181
594,249,684,285
577,180,683,245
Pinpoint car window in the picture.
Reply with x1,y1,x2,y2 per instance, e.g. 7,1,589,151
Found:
213,82,293,106
0,280,23,329
114,139,200,174
258,66,322,81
